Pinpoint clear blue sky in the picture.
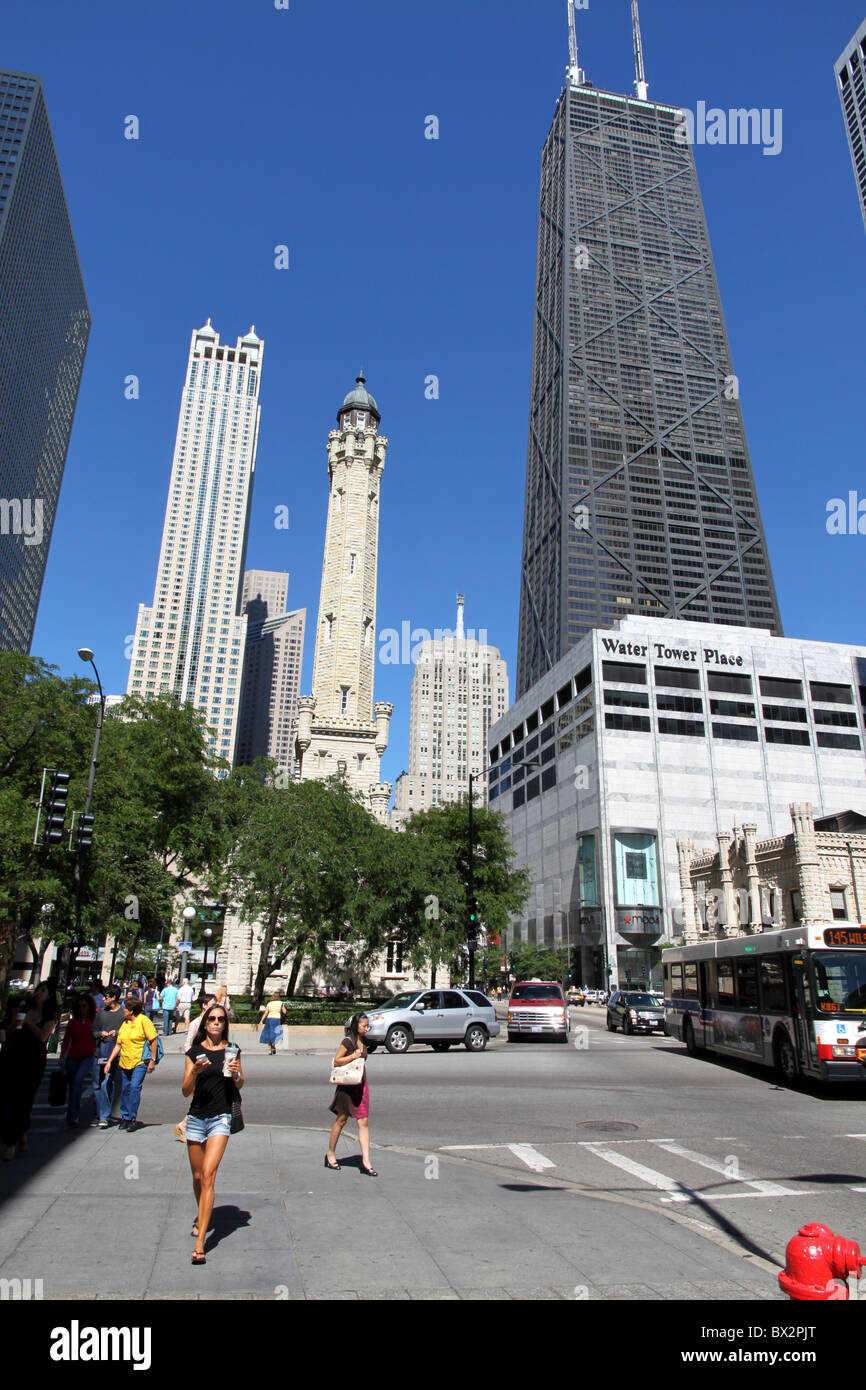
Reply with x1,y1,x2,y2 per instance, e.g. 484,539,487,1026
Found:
10,0,866,792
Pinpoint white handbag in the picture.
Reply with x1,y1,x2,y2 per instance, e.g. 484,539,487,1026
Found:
329,1056,364,1086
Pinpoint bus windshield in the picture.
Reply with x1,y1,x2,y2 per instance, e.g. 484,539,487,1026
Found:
812,951,866,1014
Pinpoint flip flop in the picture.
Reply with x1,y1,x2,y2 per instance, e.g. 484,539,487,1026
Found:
191,1252,206,1265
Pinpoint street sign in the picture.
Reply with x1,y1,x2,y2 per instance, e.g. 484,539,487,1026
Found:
178,942,193,951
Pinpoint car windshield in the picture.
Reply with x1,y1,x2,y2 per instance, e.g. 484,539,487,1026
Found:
624,993,658,1007
511,984,562,1002
377,992,421,1011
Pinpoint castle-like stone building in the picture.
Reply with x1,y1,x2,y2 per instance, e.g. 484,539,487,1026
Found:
677,804,866,941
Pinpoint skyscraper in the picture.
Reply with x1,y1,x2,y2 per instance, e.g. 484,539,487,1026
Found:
127,321,263,765
392,596,509,827
515,4,781,698
236,569,305,775
835,18,866,233
0,69,90,653
295,374,393,821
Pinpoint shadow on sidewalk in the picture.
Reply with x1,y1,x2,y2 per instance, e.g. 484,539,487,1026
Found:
203,1204,253,1254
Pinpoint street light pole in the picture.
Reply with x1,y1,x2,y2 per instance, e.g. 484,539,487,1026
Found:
199,928,213,1000
62,648,105,993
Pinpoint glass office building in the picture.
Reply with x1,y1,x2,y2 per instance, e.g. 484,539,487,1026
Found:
835,18,866,233
516,33,781,697
0,70,90,653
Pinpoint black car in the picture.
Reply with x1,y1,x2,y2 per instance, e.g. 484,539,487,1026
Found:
606,991,667,1035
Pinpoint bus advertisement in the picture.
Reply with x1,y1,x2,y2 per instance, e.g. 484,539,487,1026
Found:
663,925,866,1084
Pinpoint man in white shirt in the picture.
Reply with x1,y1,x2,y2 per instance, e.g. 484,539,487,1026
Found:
176,979,195,1030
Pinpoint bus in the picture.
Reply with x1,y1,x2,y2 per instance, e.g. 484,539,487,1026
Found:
663,925,866,1084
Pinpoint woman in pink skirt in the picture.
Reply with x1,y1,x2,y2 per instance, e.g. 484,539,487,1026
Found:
325,1013,376,1176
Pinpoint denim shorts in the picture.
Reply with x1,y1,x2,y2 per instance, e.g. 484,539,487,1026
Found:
186,1112,231,1142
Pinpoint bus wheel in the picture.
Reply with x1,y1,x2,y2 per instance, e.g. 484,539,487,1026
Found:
773,1029,798,1084
683,1018,699,1057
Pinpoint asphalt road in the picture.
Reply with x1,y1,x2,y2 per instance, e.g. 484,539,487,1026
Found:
135,1008,866,1270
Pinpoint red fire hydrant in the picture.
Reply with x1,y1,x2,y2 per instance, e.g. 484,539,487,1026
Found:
779,1223,866,1300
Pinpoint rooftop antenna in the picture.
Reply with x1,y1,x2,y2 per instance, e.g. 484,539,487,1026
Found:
631,0,649,100
567,0,586,86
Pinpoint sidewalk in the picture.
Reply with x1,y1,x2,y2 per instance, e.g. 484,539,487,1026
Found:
158,1025,345,1055
0,1068,784,1301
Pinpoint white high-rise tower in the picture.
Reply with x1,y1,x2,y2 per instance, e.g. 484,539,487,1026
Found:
127,320,263,765
392,596,509,827
295,373,393,820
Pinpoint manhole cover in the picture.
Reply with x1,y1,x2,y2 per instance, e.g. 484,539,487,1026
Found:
576,1121,639,1133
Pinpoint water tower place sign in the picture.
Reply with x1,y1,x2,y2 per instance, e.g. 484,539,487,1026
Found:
601,635,745,667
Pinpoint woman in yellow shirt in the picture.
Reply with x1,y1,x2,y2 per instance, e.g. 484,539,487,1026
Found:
258,995,284,1055
104,999,158,1131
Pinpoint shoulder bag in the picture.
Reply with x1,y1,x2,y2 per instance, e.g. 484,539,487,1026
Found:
329,1056,365,1086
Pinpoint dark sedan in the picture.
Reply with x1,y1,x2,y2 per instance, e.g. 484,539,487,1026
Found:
606,991,667,1035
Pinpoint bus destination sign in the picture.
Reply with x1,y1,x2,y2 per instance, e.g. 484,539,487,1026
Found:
823,927,866,948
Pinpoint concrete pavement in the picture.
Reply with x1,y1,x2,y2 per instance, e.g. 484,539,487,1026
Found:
0,1056,786,1300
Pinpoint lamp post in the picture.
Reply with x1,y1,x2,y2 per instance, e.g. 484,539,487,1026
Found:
466,759,541,990
199,928,214,999
62,648,105,993
181,905,196,988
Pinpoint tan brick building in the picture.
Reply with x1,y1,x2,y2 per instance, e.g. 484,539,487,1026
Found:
677,804,866,943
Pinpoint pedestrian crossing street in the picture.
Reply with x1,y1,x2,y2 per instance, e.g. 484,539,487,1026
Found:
440,1132,866,1207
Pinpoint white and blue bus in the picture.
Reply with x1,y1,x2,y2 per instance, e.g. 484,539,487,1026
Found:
663,925,866,1083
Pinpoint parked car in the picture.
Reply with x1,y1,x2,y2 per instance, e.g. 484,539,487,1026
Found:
363,988,500,1053
507,980,569,1042
606,990,667,1035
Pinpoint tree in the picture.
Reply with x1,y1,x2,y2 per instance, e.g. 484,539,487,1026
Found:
399,801,531,986
218,770,396,1006
0,657,224,1006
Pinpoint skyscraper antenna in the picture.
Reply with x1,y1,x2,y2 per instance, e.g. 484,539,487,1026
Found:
567,0,586,86
632,0,649,100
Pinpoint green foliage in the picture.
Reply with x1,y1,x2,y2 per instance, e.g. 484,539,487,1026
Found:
509,942,570,983
0,656,224,1006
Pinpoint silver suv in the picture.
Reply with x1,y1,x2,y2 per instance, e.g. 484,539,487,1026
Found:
363,988,500,1053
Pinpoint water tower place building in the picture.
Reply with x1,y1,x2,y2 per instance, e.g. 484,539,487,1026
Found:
489,616,866,990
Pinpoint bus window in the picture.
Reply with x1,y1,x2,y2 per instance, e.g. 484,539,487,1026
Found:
736,958,759,1011
669,963,683,996
717,959,735,1007
683,962,699,998
759,956,788,1014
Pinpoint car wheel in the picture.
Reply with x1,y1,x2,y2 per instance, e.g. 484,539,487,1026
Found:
623,1015,633,1036
464,1024,488,1051
683,1017,699,1057
606,1013,616,1031
385,1025,412,1054
773,1028,799,1085
431,1042,451,1052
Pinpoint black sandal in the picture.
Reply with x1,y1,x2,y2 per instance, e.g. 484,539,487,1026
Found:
191,1252,206,1265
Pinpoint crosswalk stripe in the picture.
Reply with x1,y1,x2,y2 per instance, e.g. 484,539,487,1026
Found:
506,1143,556,1172
582,1142,690,1201
650,1140,808,1197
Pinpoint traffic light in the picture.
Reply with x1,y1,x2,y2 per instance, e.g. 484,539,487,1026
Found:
76,813,95,850
42,770,70,846
467,895,478,932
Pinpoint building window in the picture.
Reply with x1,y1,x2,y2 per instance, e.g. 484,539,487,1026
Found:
613,833,659,907
340,687,349,713
577,836,597,906
831,889,848,921
810,681,853,705
385,939,404,973
603,660,647,685
790,889,802,921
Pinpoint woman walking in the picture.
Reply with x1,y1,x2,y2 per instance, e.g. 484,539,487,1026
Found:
59,993,97,1128
173,993,214,1142
0,980,59,1160
92,987,124,1128
326,1013,377,1176
258,993,283,1055
103,998,158,1132
182,1002,243,1265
